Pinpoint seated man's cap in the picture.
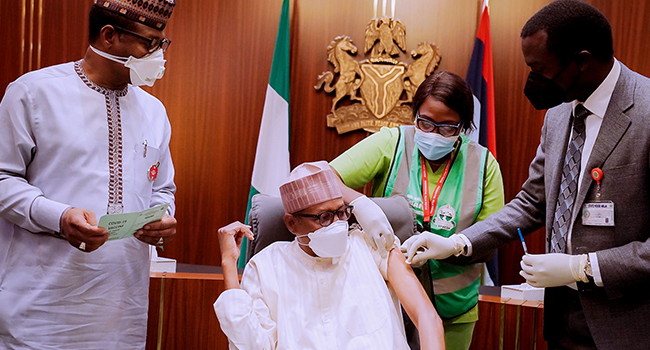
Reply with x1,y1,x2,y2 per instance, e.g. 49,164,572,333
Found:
94,0,176,30
279,161,342,214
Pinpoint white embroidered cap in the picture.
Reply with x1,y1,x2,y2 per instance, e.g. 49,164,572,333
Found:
279,161,342,214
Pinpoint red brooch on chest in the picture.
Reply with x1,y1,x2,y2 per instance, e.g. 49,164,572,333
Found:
148,161,160,181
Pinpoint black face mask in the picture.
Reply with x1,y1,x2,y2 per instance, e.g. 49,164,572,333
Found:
523,71,567,110
523,61,580,110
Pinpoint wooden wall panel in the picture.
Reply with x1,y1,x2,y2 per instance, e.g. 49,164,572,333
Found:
147,273,228,350
470,296,546,350
3,0,650,285
149,0,283,265
0,0,89,90
38,0,90,69
1,0,31,89
489,0,551,285
592,0,650,78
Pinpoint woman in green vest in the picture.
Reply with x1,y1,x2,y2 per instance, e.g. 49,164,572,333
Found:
330,71,504,350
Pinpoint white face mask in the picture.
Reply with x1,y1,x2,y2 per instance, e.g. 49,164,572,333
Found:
89,45,166,87
296,220,349,258
414,128,458,161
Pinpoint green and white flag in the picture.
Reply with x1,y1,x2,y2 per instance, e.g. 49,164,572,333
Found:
238,0,291,268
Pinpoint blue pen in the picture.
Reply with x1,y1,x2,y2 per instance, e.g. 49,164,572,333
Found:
517,228,528,255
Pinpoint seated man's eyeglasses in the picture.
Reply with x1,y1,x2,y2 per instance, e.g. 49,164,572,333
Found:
112,25,171,54
415,111,461,137
294,204,354,227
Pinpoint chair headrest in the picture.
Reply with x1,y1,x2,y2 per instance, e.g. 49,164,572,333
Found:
246,194,417,263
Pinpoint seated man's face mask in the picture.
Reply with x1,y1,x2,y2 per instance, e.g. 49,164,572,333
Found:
296,221,349,258
90,45,166,87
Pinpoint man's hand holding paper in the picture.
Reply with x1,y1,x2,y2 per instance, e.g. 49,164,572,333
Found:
134,214,177,246
60,207,110,253
97,203,176,246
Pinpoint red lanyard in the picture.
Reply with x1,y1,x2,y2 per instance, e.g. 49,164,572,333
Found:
421,155,453,223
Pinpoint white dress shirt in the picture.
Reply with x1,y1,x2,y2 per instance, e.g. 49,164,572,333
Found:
214,229,409,350
567,59,621,286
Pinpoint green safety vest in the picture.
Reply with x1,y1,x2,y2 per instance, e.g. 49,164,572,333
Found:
383,125,488,319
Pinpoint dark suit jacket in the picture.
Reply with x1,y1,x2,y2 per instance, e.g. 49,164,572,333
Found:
461,63,650,349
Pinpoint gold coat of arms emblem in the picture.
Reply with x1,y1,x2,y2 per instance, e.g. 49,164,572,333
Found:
315,17,441,134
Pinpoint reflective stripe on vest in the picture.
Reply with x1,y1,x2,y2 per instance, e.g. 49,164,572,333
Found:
383,126,414,198
432,262,483,294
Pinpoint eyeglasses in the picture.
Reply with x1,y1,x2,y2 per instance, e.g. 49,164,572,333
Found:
112,25,171,54
294,204,354,227
415,112,461,137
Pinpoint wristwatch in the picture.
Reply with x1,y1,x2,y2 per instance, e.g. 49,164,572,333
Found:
584,254,594,281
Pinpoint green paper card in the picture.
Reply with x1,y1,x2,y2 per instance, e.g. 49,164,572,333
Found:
99,203,170,240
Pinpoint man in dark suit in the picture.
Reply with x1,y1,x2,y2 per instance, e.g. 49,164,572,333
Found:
400,1,650,349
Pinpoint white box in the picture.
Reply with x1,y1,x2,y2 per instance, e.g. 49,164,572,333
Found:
150,256,177,273
501,283,544,301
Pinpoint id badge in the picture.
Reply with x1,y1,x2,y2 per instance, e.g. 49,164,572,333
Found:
582,201,614,226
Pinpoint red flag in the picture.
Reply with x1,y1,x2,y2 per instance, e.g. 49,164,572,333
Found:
466,1,497,158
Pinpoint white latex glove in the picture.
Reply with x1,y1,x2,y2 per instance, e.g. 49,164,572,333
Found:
519,253,588,288
351,195,395,257
400,232,466,268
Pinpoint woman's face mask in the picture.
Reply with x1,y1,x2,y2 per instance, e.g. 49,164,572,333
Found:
90,45,166,87
296,220,349,258
414,128,458,161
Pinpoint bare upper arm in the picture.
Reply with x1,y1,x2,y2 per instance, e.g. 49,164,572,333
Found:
386,247,436,317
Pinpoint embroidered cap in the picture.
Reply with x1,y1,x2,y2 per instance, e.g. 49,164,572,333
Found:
94,0,176,30
279,161,343,214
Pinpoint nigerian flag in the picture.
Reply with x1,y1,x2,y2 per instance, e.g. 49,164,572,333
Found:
238,0,291,268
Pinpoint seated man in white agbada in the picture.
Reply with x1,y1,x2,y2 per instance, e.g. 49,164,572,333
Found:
214,161,445,350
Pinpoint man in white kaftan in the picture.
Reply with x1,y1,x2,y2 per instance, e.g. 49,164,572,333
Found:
217,227,409,349
0,1,177,349
214,161,445,350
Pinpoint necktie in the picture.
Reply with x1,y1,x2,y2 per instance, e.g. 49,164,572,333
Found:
550,104,590,253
